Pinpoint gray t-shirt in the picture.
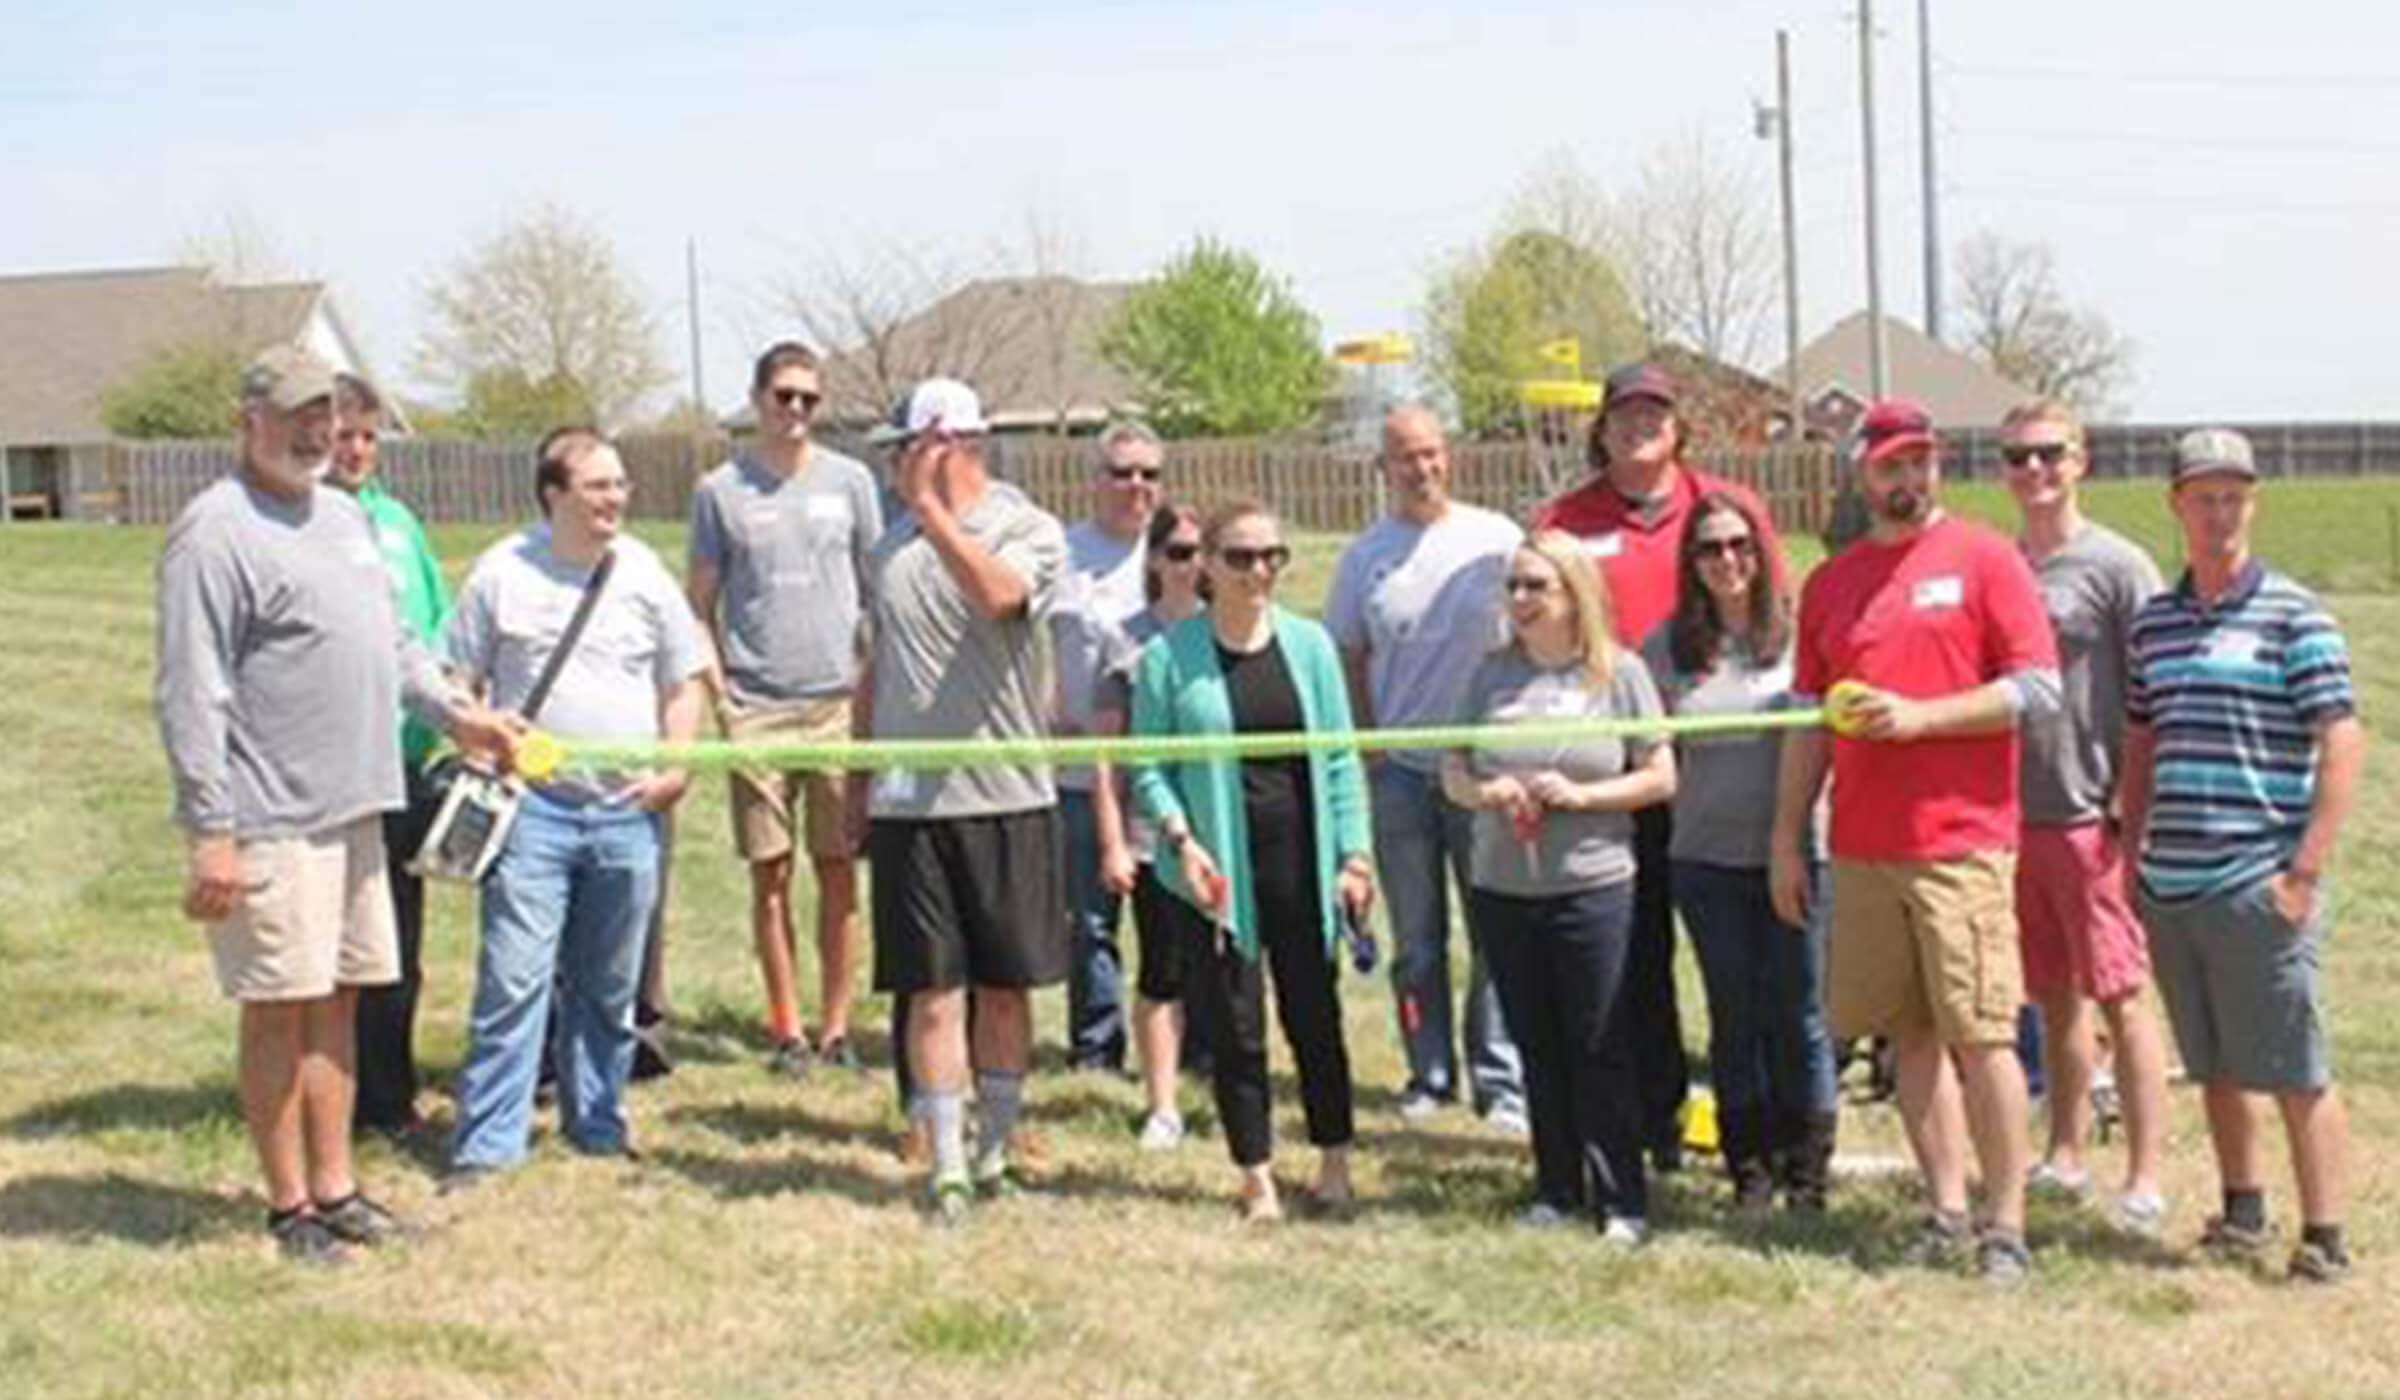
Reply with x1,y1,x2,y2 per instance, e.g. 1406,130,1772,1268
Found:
445,526,706,805
2020,522,2163,826
1452,647,1664,896
687,449,882,707
1325,503,1521,771
155,476,458,840
1051,519,1148,792
866,483,1067,820
1643,627,1811,870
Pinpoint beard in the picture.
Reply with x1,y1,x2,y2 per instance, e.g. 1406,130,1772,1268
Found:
1873,487,1926,524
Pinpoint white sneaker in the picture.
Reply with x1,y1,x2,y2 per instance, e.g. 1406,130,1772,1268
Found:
1517,1202,1571,1231
1483,1102,1531,1138
2112,1191,2169,1238
1599,1215,1649,1248
1397,1090,1445,1123
1137,1111,1185,1152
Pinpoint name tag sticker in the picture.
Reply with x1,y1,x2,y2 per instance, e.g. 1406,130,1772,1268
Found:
805,496,852,524
1912,575,1964,610
874,769,918,805
1584,533,1625,560
2205,630,2259,666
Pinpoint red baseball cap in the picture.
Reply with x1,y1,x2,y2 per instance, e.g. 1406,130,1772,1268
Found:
1601,362,1679,412
1856,398,1937,464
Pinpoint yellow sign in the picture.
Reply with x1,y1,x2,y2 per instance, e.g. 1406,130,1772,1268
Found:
1518,379,1601,410
1334,333,1414,366
1536,337,1582,371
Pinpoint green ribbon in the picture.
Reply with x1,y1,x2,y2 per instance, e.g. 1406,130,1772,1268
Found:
556,709,1827,774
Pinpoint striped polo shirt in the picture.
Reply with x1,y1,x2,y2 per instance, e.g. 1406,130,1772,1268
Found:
2126,560,2355,904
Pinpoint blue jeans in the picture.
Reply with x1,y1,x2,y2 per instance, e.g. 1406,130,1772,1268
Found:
1372,762,1521,1113
1060,789,1127,1069
1672,861,1836,1134
451,792,661,1170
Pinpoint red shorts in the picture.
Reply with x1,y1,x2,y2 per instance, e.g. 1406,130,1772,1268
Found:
2016,822,2150,1003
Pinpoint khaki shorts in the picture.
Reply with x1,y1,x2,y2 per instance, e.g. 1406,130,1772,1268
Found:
725,697,854,863
207,817,399,1002
1827,852,2022,1047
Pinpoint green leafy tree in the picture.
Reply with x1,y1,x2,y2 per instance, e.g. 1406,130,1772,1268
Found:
1099,238,1331,438
1421,229,1644,438
97,342,246,439
452,368,595,440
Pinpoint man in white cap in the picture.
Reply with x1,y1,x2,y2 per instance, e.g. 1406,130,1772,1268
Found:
862,379,1068,1224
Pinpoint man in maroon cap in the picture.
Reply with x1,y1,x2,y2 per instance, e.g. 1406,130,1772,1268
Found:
1534,363,1784,1168
1769,400,2059,1282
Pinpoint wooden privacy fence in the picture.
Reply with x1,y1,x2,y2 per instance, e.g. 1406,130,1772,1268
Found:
81,432,1846,538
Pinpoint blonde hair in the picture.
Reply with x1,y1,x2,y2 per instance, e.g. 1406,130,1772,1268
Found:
1516,528,1617,689
2000,397,2085,446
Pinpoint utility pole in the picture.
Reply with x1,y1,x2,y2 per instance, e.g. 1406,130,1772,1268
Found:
1858,0,1889,398
1774,30,1803,424
1918,0,1942,342
685,237,707,426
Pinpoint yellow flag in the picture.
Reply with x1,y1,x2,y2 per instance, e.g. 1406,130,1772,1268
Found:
1537,337,1581,371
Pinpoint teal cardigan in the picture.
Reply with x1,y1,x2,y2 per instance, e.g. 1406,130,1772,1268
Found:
1128,606,1373,962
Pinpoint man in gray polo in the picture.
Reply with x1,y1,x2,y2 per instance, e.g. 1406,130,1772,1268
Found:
1053,420,1164,1074
689,341,884,1077
863,378,1068,1223
157,345,512,1264
1326,403,1525,1129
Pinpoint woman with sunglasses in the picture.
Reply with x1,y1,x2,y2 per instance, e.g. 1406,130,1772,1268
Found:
1091,503,1210,1150
1129,499,1375,1223
1443,530,1675,1243
1640,491,1837,1215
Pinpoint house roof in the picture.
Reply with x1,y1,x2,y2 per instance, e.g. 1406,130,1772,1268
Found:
794,276,1142,433
1765,311,2031,428
0,265,350,444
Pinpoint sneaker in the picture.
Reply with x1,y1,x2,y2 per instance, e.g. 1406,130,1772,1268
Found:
1517,1201,1572,1231
1136,1111,1186,1152
1901,1212,1975,1269
1483,1101,1530,1137
767,1037,813,1080
2199,1214,2275,1264
1598,1215,1649,1248
268,1210,354,1267
2111,1191,2169,1239
2028,1161,2095,1203
1978,1232,2034,1286
1396,1089,1446,1123
971,1158,1022,1202
2288,1239,2353,1285
818,1037,864,1074
927,1175,973,1228
313,1192,418,1247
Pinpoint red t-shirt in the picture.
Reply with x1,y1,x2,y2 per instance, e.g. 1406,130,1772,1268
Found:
1533,467,1785,647
1794,515,2058,861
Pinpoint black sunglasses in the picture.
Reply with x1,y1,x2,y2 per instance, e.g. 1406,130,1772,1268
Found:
2001,442,2075,469
1216,544,1291,573
1504,575,1557,596
769,386,822,413
1106,464,1164,484
1160,542,1201,563
1693,536,1758,561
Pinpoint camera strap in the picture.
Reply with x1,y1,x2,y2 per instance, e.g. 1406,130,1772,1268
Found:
517,547,616,725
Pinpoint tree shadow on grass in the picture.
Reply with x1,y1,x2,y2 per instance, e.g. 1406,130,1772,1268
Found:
0,1171,250,1245
3,1079,235,1140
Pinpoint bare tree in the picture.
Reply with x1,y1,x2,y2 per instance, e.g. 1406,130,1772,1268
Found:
777,245,1039,428
413,203,671,432
1604,134,1778,368
1951,231,2135,417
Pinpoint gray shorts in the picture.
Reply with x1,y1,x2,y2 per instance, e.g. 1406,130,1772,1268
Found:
2138,877,2331,1093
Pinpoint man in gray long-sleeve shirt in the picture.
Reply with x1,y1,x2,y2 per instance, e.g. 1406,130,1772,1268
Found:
155,345,514,1266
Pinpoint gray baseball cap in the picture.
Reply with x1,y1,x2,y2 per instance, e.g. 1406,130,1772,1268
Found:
241,344,337,411
2173,427,2257,484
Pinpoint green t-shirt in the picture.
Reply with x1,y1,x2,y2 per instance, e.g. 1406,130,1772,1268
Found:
358,481,450,765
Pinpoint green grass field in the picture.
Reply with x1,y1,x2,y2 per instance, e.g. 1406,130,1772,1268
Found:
1,480,2396,1399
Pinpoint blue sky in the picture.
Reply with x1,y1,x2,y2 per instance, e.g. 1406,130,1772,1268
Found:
8,0,2398,420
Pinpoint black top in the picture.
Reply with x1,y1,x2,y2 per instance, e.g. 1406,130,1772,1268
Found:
1216,638,1315,872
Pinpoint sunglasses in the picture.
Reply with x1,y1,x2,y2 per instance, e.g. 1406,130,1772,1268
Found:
1159,542,1201,563
1693,536,1758,561
1216,544,1291,573
769,386,822,413
1504,575,1557,597
1106,464,1164,484
2001,442,2075,469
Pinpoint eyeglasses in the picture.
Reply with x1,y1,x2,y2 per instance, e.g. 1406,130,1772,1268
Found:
1504,575,1557,597
2001,442,2075,469
769,386,822,413
1106,464,1163,484
1693,536,1758,561
1160,542,1201,563
1216,544,1291,574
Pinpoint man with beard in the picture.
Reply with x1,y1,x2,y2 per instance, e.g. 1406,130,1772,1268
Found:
1770,399,2059,1283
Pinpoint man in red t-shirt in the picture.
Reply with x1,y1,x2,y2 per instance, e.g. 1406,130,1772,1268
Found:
1770,399,2060,1283
1534,363,1786,1167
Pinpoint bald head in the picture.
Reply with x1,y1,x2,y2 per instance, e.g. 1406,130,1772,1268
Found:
1381,404,1452,524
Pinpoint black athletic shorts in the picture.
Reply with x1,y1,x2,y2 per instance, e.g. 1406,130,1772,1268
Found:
1131,861,1206,1003
871,807,1069,993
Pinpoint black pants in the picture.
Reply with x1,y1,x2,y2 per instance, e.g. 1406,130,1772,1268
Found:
1627,805,1689,1151
355,765,438,1131
1474,881,1645,1221
1182,841,1353,1168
